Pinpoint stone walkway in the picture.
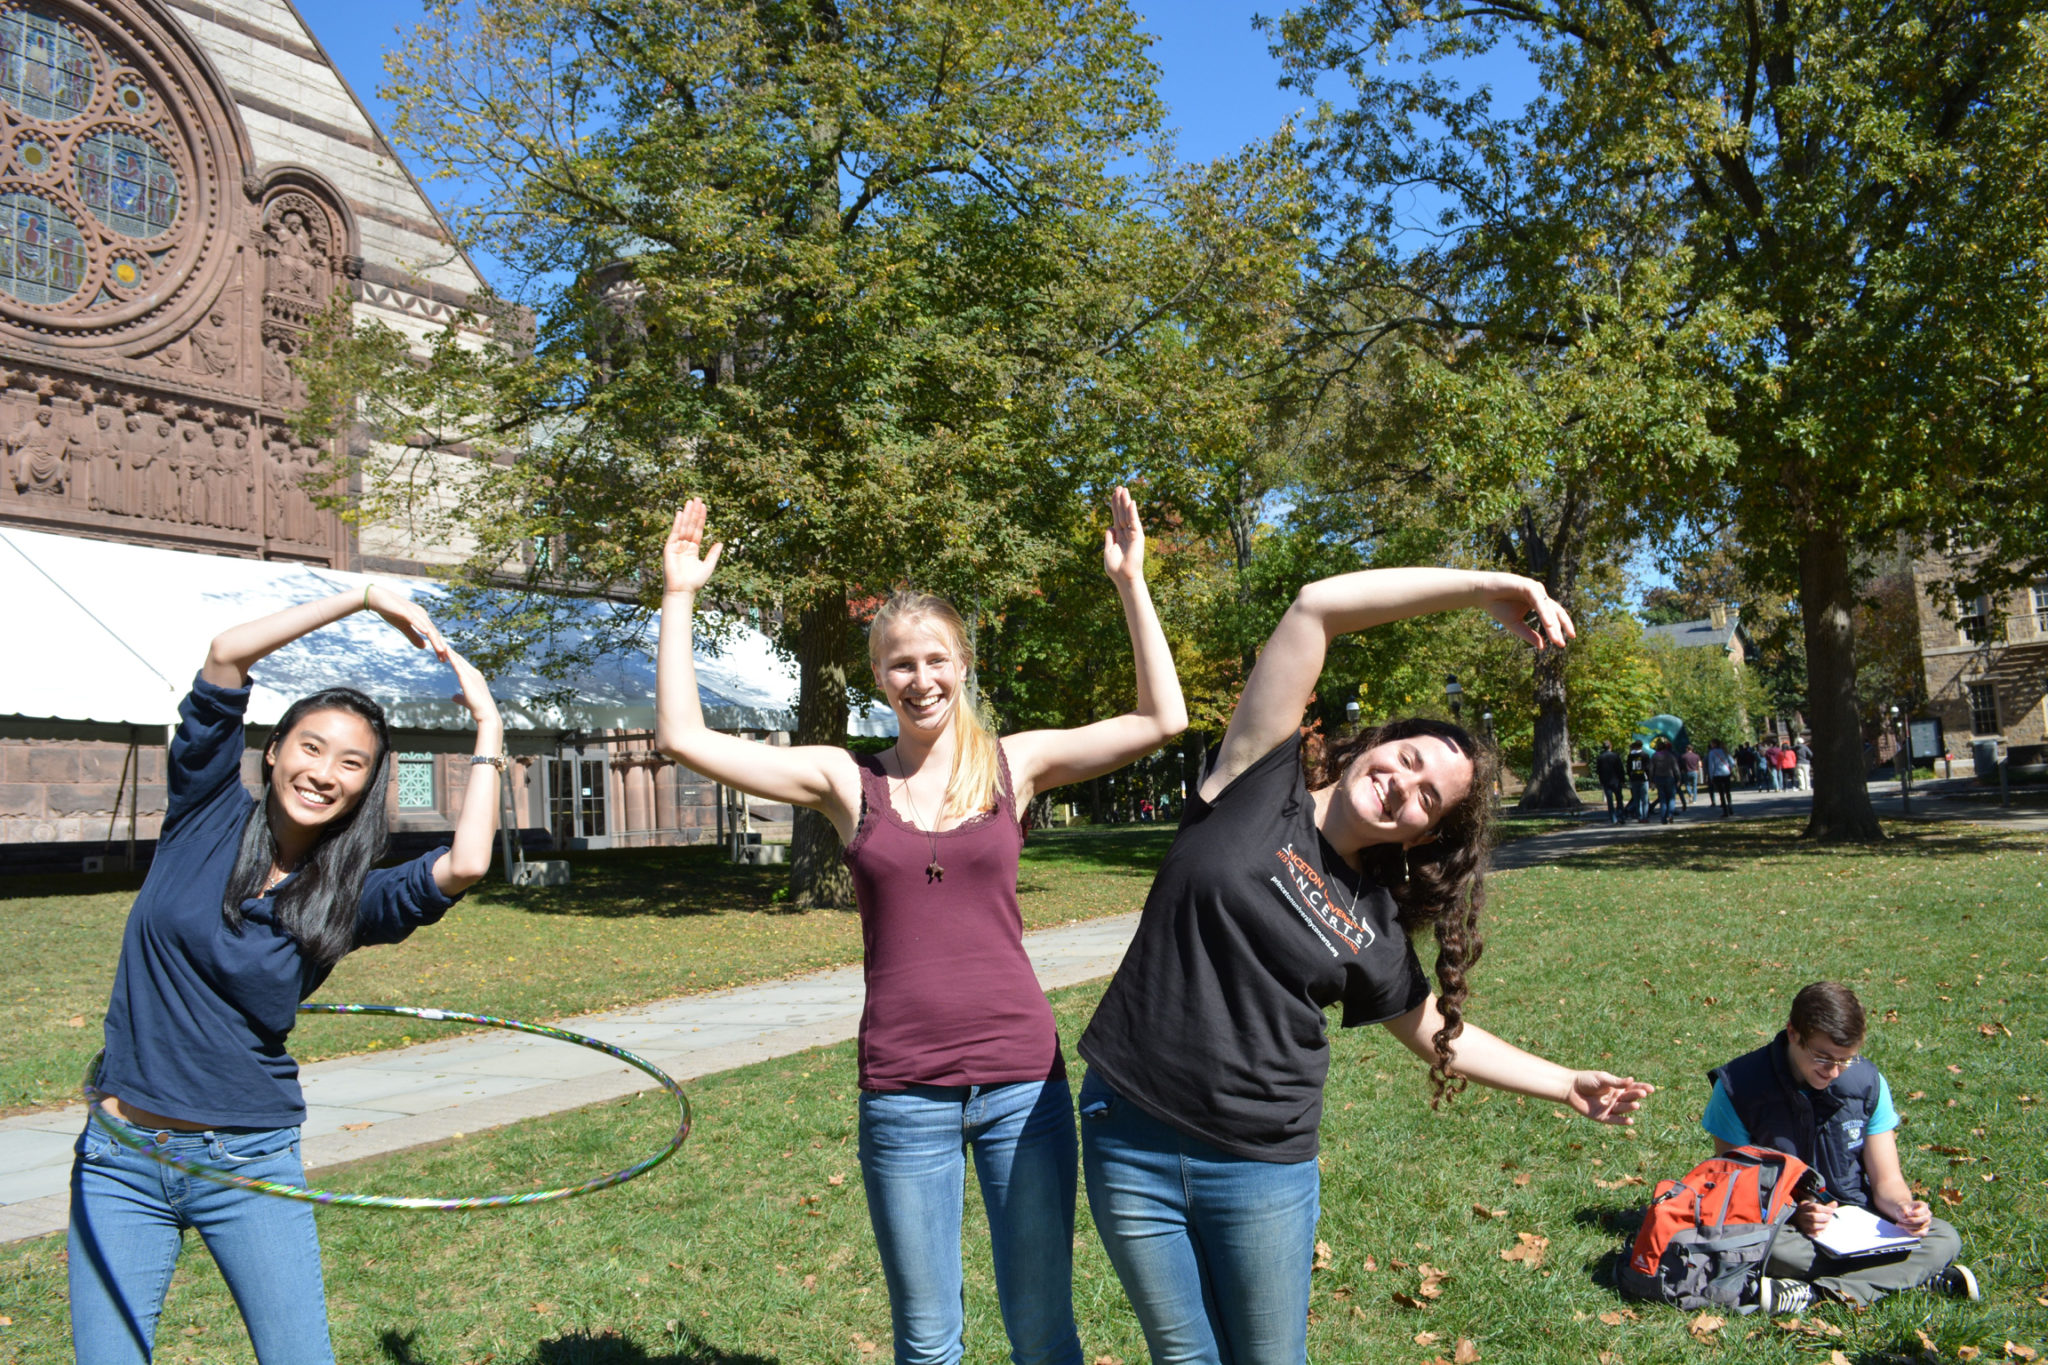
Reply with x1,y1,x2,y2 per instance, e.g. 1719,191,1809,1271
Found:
6,777,2038,1244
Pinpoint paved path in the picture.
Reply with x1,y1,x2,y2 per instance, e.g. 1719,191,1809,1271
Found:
6,777,2038,1244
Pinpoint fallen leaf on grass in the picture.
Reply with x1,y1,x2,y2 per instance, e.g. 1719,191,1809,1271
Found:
1980,1022,2012,1037
1688,1313,1725,1342
1392,1292,1427,1310
1363,1254,1379,1273
1092,1356,1122,1365
1472,1203,1507,1219
1455,1341,1480,1365
2006,1345,2040,1363
1418,1264,1450,1299
801,1274,816,1290
528,1302,553,1316
1512,1173,1531,1187
1909,1090,1928,1100
1939,1187,1964,1206
63,1016,84,1028
1593,1174,1646,1190
1918,1329,1941,1356
0,1315,11,1326
1958,1348,1981,1361
1599,1311,1624,1327
828,1173,845,1186
1314,1240,1333,1271
850,1335,879,1356
1600,1354,1625,1365
1500,1233,1548,1268
1415,1331,1441,1346
1831,1353,1852,1365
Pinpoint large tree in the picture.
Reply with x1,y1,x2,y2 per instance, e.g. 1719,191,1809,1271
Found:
367,0,1181,904
1273,0,2048,838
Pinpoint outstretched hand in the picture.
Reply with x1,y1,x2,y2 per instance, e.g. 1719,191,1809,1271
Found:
664,499,724,596
1102,485,1145,586
445,647,503,733
364,585,450,662
1565,1071,1655,1126
1480,575,1576,650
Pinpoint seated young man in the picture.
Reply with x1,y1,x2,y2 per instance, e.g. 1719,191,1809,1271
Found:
1704,981,1979,1314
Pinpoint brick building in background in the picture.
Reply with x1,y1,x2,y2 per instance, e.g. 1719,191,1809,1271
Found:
1911,556,2048,774
0,0,873,869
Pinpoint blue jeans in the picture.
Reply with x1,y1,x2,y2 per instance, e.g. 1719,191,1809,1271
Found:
1078,1072,1320,1365
857,1079,1082,1365
1628,777,1649,820
69,1108,333,1364
1649,778,1677,821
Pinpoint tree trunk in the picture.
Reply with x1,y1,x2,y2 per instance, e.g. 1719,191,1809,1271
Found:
1799,523,1884,841
790,593,857,908
1517,643,1584,810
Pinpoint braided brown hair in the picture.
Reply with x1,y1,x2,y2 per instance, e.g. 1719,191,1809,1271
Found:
1310,718,1499,1105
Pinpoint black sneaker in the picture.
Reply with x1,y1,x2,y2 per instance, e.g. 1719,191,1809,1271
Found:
1758,1278,1814,1315
1930,1264,1981,1301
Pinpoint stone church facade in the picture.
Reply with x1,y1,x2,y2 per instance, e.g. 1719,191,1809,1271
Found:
0,0,750,865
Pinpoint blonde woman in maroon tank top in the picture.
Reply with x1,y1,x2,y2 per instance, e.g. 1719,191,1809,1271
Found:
654,488,1186,1365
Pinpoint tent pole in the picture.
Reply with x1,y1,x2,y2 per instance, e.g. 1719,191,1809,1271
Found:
126,733,139,866
105,740,135,849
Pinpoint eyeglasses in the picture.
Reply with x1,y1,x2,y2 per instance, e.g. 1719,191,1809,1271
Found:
1799,1045,1858,1073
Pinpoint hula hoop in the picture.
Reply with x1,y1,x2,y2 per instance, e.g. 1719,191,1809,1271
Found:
82,1003,691,1211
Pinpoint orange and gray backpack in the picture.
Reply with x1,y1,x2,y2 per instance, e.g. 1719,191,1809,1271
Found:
1617,1146,1818,1311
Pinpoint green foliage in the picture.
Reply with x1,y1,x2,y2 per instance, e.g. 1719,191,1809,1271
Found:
1643,637,1769,749
1271,0,2048,835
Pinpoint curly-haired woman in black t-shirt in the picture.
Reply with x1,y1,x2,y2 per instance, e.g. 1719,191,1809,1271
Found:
1076,567,1656,1365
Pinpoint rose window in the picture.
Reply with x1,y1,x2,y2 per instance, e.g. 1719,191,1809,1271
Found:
0,4,194,313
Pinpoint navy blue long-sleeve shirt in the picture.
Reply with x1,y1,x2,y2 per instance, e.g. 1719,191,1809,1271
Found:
97,674,461,1128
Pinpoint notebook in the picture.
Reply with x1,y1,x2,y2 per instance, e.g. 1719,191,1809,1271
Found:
1812,1205,1921,1258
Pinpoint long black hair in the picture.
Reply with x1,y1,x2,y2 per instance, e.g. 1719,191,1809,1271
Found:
1310,716,1498,1106
221,687,393,974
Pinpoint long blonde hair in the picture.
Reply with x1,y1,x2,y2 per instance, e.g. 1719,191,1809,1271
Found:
868,591,1001,821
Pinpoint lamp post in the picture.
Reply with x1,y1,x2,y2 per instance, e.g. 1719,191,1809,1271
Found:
1482,710,1500,796
1444,673,1464,726
1891,704,1910,815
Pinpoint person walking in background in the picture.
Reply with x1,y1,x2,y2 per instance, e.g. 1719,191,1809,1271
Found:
656,490,1184,1365
1795,737,1814,792
1625,739,1651,822
1682,744,1703,806
1777,740,1799,791
1706,739,1735,816
1761,739,1783,791
1736,742,1757,789
1595,741,1625,824
1647,737,1682,824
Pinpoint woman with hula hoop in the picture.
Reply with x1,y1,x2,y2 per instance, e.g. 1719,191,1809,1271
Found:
69,586,505,1364
1074,568,1657,1365
656,490,1185,1365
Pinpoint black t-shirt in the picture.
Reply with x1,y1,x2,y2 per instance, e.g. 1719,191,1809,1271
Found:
1078,734,1430,1162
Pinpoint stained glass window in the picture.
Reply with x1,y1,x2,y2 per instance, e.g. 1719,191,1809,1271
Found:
75,127,178,237
0,9,93,122
396,753,436,809
0,192,87,304
16,138,51,173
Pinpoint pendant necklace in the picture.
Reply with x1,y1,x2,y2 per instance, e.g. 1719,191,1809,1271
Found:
889,752,945,884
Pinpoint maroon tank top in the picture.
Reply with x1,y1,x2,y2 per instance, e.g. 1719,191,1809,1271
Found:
842,744,1064,1091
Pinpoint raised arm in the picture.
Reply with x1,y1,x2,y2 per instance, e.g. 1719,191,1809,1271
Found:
431,648,505,895
1005,486,1188,808
654,501,862,841
1382,996,1654,1124
202,584,449,687
1202,569,1574,803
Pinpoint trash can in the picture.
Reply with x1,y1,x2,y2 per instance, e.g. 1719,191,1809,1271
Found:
1971,738,2001,783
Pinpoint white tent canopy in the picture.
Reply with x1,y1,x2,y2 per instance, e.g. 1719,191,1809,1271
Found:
1,528,895,749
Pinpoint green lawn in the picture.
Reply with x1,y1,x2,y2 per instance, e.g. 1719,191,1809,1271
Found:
2,821,2043,1363
1,831,1177,1116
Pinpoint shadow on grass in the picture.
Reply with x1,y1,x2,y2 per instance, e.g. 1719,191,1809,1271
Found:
1020,825,1178,873
0,869,149,901
487,846,797,920
1533,822,2023,876
380,1327,779,1365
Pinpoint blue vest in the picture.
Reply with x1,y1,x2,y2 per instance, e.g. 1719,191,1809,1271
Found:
1708,1032,1880,1210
